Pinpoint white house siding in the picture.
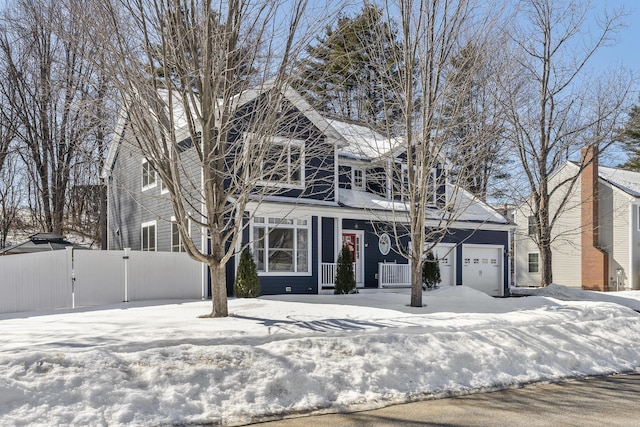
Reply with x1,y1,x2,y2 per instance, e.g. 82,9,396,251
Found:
515,165,583,288
629,202,640,290
516,162,638,290
603,186,632,290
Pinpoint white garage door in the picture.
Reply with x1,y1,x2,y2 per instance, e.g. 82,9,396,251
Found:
433,244,456,287
462,245,503,296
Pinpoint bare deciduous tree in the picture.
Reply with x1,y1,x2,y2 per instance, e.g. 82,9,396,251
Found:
504,0,633,286
375,0,506,307
0,0,104,237
95,0,335,317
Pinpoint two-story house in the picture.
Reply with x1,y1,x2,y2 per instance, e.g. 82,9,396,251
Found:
103,81,513,297
515,146,640,291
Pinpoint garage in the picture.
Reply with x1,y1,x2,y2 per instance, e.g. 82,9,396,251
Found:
461,244,504,296
432,243,456,287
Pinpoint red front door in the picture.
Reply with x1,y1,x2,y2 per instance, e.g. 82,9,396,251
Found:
342,233,356,262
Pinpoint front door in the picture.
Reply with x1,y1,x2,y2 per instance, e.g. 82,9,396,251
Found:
342,231,364,287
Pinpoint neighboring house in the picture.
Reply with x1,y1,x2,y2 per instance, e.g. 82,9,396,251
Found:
515,146,640,291
103,82,513,297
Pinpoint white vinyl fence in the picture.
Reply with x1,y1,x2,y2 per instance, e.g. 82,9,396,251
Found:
0,248,203,314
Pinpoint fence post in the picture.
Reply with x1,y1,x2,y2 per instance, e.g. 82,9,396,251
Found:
67,247,75,309
123,248,130,302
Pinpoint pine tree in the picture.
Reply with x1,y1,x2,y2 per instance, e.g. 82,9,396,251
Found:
618,104,640,172
334,245,356,294
296,4,404,131
234,249,260,298
422,251,441,290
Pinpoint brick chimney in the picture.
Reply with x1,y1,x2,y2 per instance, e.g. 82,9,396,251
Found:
581,145,609,291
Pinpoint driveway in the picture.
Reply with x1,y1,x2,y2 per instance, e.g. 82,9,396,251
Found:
251,373,640,426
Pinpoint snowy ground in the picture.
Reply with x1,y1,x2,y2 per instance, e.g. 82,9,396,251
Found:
2,284,640,426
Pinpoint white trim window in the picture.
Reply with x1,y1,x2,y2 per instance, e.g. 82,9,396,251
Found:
528,252,539,273
352,168,365,190
252,216,310,274
171,217,189,252
528,215,538,236
637,205,640,231
142,159,157,190
258,136,305,188
141,221,157,251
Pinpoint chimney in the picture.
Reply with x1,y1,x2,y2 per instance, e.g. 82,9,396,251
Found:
581,145,608,291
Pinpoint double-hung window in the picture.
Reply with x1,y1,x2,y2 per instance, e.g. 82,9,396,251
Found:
171,217,188,252
352,168,365,190
141,221,157,251
259,136,304,187
528,253,539,273
142,159,157,190
252,216,310,274
528,215,538,236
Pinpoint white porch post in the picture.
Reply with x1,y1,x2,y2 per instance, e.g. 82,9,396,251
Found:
317,215,322,293
336,216,342,263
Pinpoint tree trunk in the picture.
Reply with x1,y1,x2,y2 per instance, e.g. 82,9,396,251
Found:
205,230,229,318
539,237,553,287
410,253,423,307
208,260,229,317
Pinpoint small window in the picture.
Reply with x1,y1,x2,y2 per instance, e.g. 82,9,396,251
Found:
637,206,640,231
353,168,365,190
142,159,157,190
171,222,186,252
528,215,538,236
528,253,539,273
141,221,156,251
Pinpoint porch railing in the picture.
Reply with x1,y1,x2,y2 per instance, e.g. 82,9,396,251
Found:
320,262,358,286
321,261,412,288
321,263,337,286
378,262,411,287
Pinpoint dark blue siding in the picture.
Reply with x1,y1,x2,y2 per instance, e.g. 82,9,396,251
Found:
338,165,351,189
366,167,386,197
321,217,335,263
342,219,410,288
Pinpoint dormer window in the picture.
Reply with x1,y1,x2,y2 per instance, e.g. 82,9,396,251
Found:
352,168,365,190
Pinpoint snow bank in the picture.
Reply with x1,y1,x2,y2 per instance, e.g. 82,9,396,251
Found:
1,286,640,426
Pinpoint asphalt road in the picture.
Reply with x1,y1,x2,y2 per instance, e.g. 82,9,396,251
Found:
250,373,640,427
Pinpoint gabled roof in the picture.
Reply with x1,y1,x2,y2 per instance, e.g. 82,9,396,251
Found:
329,118,402,161
102,80,349,178
598,165,640,198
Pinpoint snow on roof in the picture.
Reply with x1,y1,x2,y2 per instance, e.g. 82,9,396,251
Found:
338,185,509,224
598,165,640,198
329,118,401,160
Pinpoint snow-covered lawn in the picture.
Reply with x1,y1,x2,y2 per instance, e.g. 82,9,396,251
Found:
2,284,640,426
